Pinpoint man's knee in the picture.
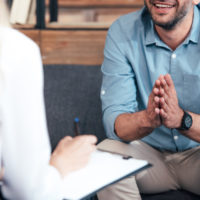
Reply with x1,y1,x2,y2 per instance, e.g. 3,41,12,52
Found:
97,176,141,200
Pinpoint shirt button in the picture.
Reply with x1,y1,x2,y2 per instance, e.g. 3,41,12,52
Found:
174,136,179,140
172,53,176,59
101,90,106,95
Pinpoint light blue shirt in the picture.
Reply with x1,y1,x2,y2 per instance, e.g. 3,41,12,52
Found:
101,6,200,152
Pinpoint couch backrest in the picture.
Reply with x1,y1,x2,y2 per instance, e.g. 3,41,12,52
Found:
44,65,106,150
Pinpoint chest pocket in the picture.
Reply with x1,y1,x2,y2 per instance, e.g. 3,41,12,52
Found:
183,74,200,114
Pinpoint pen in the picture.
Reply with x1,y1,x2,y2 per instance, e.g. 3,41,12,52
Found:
74,117,80,136
97,148,133,160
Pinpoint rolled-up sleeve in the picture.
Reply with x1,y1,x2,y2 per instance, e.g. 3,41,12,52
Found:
101,23,138,140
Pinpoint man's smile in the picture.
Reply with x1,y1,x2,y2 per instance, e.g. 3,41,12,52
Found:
154,3,175,8
150,1,177,14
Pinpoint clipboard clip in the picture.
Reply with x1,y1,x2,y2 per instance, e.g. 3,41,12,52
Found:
122,156,132,160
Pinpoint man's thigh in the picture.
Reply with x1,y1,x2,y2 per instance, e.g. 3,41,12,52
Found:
98,139,179,194
175,146,200,195
97,175,141,200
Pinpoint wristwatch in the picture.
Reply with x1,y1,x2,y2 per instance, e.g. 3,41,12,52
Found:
177,110,193,130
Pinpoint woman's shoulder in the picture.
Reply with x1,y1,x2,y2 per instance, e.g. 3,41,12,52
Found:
0,26,42,73
0,26,39,52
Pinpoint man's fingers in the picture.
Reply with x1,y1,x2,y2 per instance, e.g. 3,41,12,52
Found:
155,107,160,115
160,109,167,119
159,88,165,96
159,97,165,106
158,75,167,87
164,74,174,87
159,97,168,112
153,87,159,95
154,96,160,104
160,78,167,87
155,79,161,88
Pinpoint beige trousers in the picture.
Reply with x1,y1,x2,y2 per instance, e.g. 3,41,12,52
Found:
97,139,200,200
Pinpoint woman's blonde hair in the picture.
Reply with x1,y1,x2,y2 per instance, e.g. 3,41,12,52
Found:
0,0,10,27
0,1,10,89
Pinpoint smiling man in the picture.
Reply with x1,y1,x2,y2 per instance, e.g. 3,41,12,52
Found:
97,0,200,200
146,0,193,29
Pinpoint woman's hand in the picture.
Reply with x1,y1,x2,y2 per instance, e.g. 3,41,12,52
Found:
50,135,97,177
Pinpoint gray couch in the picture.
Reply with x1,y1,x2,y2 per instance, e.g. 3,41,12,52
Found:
44,65,200,200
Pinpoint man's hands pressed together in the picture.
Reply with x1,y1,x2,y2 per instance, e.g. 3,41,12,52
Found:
153,74,184,129
115,73,200,142
145,73,200,143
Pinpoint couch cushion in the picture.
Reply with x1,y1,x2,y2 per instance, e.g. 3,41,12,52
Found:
141,190,200,200
44,65,106,150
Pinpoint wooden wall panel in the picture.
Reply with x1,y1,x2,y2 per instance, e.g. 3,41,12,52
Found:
58,7,139,24
19,0,145,66
20,30,41,46
41,30,107,65
45,0,144,27
56,0,144,7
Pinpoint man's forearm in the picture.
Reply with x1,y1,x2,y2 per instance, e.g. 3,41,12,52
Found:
114,110,157,142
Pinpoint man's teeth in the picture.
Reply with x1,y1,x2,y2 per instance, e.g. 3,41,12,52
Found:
155,4,173,8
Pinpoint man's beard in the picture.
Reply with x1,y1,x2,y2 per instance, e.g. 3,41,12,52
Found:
144,0,188,30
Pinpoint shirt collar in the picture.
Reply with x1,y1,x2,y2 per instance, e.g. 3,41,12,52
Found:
184,5,200,44
144,5,200,46
143,8,156,46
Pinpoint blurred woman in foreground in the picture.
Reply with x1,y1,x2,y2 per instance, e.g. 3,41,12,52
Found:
0,1,97,199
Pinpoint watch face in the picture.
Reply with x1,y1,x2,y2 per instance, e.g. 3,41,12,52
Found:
184,113,192,130
184,115,192,129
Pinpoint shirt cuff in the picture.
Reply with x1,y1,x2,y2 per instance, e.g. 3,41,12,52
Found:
103,111,125,141
41,165,64,200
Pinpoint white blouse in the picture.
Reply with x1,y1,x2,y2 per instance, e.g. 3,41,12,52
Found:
0,27,63,200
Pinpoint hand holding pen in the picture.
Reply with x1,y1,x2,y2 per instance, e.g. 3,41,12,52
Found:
50,134,97,177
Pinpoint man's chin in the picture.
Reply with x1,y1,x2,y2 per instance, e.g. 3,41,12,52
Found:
152,15,177,30
154,21,176,30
